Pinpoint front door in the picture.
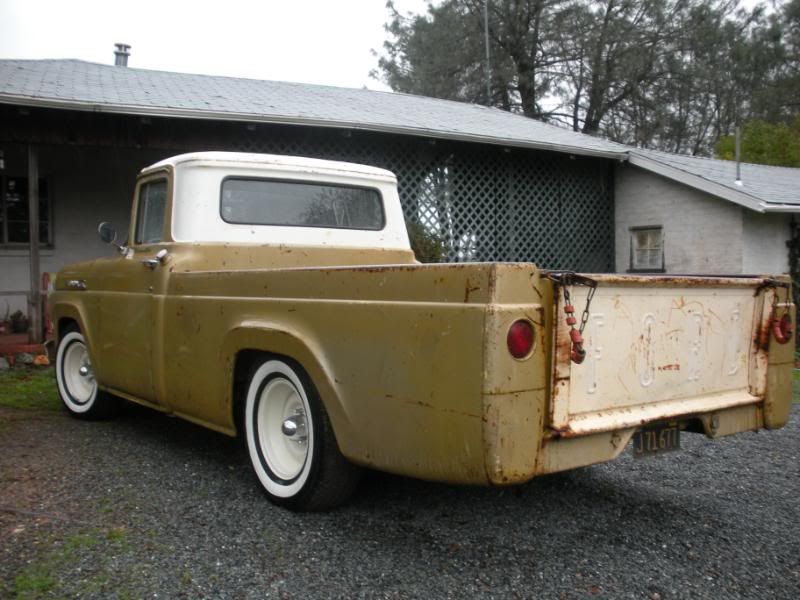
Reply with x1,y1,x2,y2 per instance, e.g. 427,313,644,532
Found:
93,176,170,404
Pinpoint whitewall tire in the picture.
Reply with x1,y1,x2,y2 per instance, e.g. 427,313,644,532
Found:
55,327,117,419
243,358,360,511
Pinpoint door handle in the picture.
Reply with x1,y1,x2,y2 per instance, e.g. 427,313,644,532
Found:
141,249,169,269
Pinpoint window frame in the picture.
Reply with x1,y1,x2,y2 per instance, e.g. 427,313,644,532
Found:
132,175,170,246
0,174,54,249
218,176,387,232
628,225,665,273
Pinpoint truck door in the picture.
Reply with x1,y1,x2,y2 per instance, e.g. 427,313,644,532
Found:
92,175,171,404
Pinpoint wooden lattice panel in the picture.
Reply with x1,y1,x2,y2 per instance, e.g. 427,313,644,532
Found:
232,128,614,272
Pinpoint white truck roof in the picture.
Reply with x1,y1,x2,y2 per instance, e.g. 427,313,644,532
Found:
143,152,397,183
141,152,410,251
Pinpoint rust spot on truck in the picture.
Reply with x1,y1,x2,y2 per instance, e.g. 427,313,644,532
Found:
402,398,481,419
657,363,680,371
554,331,572,365
753,319,772,352
594,274,768,287
463,279,481,303
547,422,575,439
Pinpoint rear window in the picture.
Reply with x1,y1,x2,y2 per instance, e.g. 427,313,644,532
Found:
220,178,384,231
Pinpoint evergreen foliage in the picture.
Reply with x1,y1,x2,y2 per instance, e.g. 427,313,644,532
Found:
374,0,800,158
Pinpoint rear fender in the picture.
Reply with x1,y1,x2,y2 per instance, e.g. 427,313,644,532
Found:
219,324,354,455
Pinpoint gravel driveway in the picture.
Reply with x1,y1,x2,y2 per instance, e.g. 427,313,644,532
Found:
1,396,798,599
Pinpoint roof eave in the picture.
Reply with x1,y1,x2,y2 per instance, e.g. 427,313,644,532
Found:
0,94,627,160
627,151,766,213
760,203,800,213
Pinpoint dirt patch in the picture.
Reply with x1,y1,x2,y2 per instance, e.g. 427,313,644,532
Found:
0,407,119,597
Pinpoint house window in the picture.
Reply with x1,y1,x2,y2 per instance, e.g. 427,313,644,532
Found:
0,176,52,246
630,226,664,272
135,179,168,244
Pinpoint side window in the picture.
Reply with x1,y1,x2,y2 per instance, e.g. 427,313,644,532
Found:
630,226,664,272
135,179,168,244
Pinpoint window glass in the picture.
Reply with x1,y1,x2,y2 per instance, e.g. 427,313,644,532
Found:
221,178,384,231
631,227,663,271
1,177,51,245
135,179,168,244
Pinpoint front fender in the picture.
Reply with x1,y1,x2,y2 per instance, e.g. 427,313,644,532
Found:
50,293,95,354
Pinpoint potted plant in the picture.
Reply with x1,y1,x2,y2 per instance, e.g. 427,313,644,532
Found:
0,302,9,335
10,310,29,334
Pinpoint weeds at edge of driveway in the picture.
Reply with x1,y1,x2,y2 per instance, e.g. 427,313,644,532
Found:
0,368,59,412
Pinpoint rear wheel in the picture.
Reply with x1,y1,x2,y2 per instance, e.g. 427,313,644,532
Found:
55,327,118,419
243,358,360,511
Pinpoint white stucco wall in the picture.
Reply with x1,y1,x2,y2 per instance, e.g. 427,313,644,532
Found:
615,163,748,274
741,212,791,274
0,145,169,317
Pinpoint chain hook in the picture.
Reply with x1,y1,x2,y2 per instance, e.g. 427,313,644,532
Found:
546,271,598,365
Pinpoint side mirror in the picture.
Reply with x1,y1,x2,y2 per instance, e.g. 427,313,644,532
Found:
98,222,117,245
98,222,129,255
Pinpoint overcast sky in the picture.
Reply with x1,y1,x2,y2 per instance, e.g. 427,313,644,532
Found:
0,0,430,91
1,0,768,94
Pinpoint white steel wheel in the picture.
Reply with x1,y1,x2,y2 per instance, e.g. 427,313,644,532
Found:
55,328,117,419
243,358,361,511
245,361,314,499
56,331,98,413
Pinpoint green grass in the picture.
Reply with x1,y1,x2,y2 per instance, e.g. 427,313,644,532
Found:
14,569,56,599
793,369,800,404
0,367,60,411
13,529,129,599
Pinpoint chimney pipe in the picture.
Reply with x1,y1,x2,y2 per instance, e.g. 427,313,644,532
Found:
734,125,743,186
114,43,131,67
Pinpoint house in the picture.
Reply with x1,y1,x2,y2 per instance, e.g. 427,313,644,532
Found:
0,56,798,342
617,150,797,275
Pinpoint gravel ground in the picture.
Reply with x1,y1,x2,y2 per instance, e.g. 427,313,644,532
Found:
1,398,798,599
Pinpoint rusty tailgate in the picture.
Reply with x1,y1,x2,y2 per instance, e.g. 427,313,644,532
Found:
549,274,779,436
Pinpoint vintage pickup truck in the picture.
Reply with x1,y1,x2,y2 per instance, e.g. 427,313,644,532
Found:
50,152,794,511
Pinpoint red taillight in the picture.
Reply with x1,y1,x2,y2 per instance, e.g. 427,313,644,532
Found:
773,313,793,344
507,319,535,359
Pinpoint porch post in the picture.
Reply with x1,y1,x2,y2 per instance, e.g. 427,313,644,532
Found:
27,144,42,344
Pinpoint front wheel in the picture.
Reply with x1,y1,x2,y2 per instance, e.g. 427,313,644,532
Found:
243,358,360,511
55,328,118,419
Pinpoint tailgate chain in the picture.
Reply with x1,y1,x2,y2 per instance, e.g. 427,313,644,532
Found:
756,278,793,344
545,272,598,364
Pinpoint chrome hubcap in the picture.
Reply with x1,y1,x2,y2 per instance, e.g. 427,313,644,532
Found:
63,342,95,404
257,378,310,480
281,410,308,442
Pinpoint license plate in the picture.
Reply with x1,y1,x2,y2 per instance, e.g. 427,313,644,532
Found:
632,423,680,458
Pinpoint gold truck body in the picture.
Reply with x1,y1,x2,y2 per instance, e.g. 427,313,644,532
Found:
50,153,794,497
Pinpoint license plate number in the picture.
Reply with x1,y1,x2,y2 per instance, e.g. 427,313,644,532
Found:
632,423,680,458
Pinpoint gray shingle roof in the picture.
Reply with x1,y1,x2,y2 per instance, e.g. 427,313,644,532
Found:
630,149,800,211
2,59,799,212
0,59,627,159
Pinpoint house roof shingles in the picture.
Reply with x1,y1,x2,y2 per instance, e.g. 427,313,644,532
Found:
1,58,799,212
0,59,627,159
630,149,800,211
